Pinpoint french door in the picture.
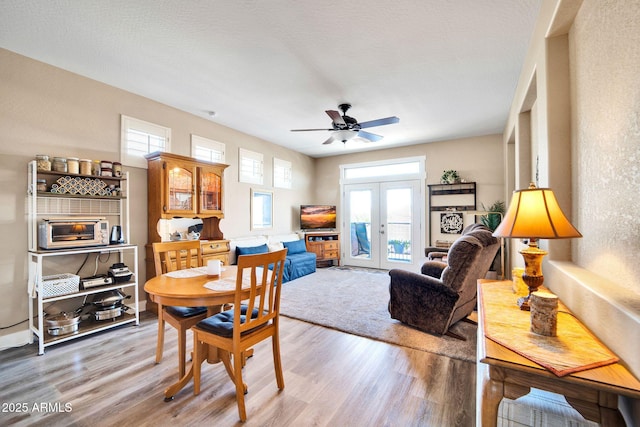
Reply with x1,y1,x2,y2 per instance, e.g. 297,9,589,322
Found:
343,180,421,270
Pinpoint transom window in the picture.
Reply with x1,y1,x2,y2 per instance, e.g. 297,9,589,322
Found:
120,115,170,168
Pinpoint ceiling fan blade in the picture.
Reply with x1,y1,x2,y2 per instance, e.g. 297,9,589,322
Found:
326,110,346,126
322,136,335,145
357,130,383,142
358,116,400,129
290,128,334,132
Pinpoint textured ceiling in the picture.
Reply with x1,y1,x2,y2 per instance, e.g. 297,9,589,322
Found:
0,0,540,158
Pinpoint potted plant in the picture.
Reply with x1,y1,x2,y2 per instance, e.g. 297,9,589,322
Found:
480,200,505,278
388,239,405,254
480,201,506,232
441,170,460,184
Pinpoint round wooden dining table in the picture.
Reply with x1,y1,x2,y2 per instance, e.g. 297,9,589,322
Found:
144,265,246,400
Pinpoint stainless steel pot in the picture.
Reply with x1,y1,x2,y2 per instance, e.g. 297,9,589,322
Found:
93,304,129,321
90,290,130,308
45,310,81,336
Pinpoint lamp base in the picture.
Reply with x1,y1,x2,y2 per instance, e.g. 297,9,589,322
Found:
518,242,548,311
517,295,531,311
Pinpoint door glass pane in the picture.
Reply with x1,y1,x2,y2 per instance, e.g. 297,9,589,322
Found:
386,188,412,263
200,170,221,211
349,190,371,260
168,166,193,211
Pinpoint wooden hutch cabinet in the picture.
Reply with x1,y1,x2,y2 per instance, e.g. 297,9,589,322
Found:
145,152,230,310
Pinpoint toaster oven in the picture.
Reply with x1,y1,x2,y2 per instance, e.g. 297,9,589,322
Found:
38,218,109,249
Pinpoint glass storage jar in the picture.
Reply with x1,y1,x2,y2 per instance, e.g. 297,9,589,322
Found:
91,160,101,176
112,162,122,177
52,157,67,173
67,157,79,174
79,159,92,175
36,155,51,171
36,179,47,192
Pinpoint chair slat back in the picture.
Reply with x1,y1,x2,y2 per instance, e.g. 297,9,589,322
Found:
233,249,288,337
152,240,203,275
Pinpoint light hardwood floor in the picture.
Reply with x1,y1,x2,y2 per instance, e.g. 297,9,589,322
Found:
0,312,476,426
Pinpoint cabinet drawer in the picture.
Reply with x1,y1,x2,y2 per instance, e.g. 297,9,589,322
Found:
202,240,230,255
324,250,339,259
325,242,339,250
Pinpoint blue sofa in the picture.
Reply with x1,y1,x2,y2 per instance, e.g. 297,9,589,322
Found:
235,239,316,282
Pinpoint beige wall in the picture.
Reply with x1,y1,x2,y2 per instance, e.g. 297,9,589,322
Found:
0,48,315,345
314,134,505,247
504,0,640,422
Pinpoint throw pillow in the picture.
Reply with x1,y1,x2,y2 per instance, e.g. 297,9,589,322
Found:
283,239,306,254
235,243,269,261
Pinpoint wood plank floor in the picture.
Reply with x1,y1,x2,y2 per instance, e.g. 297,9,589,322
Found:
0,312,476,426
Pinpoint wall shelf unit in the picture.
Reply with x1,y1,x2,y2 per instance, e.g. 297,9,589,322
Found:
27,161,139,354
428,182,476,246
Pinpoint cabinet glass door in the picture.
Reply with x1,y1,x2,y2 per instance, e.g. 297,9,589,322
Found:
166,163,194,214
199,167,222,213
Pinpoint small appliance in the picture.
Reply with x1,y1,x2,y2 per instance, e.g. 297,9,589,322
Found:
109,225,125,244
38,218,109,249
80,274,114,289
108,263,133,283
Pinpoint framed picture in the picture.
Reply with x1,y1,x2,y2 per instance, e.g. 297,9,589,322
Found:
251,189,273,230
440,212,463,234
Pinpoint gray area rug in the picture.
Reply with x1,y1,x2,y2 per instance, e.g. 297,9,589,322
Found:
280,267,477,363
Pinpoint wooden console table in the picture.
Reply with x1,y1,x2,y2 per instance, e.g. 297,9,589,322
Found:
476,280,640,427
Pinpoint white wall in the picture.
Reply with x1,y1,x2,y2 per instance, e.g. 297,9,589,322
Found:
504,1,640,423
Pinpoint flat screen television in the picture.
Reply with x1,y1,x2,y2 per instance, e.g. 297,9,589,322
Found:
300,205,337,230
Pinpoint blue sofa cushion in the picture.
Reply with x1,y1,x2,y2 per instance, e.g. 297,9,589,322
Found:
284,251,316,282
283,239,307,254
235,243,269,263
196,305,261,338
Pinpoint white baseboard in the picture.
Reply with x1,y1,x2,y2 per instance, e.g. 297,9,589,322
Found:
0,329,32,352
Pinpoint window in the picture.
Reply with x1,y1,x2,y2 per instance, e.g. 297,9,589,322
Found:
191,135,225,163
239,148,263,185
121,115,170,168
251,189,273,230
273,158,292,189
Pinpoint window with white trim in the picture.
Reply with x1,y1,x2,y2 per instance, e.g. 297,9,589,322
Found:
239,148,263,185
273,158,292,189
120,115,171,168
191,135,225,163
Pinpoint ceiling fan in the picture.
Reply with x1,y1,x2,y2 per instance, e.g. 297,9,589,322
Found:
291,103,400,145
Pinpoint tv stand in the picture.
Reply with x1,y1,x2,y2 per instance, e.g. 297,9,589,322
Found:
304,232,340,267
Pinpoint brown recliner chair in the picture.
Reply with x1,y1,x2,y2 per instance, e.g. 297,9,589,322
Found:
388,224,499,338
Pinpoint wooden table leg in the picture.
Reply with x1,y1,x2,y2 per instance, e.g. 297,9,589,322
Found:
478,367,505,427
164,344,209,400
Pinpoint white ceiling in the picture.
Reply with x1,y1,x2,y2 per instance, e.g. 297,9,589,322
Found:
0,0,540,158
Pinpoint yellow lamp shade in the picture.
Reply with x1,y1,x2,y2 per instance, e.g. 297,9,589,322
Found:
493,185,582,240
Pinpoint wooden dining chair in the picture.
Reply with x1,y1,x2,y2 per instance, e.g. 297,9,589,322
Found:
192,248,288,422
152,240,208,377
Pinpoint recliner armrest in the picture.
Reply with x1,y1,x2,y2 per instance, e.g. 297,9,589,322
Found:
388,269,456,298
421,261,447,278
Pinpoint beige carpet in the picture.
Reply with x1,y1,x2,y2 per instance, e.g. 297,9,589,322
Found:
280,267,477,363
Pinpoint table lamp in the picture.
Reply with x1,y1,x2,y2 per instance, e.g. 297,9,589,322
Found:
493,183,582,310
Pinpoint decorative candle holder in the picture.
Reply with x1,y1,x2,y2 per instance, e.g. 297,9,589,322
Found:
530,291,558,336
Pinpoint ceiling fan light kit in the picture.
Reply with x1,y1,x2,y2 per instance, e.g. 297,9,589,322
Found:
291,103,399,145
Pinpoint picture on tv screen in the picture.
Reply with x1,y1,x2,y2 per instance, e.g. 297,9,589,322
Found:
300,205,337,230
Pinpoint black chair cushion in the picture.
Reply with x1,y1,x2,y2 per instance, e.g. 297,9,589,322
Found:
165,306,208,318
196,305,261,338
